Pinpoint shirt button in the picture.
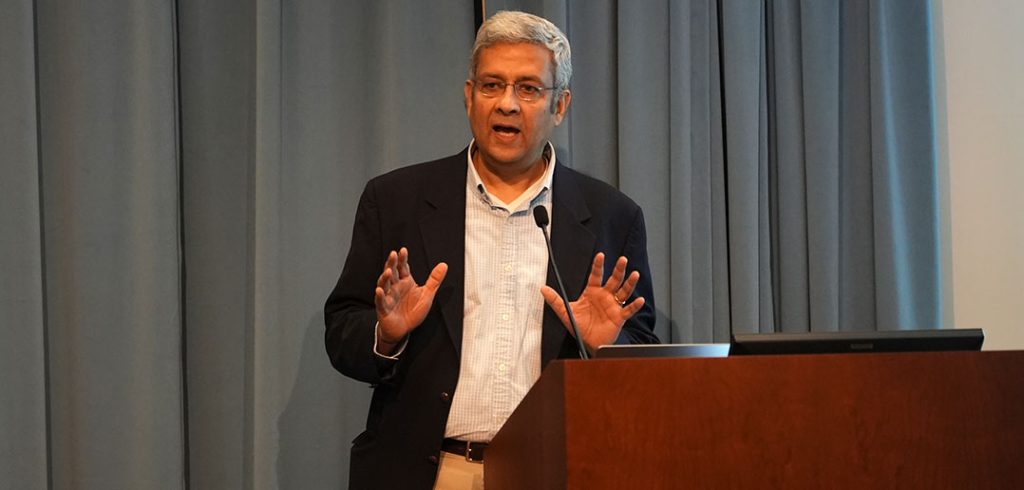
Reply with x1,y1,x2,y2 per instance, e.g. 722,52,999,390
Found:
498,363,508,372
501,313,509,321
428,455,439,465
504,264,513,272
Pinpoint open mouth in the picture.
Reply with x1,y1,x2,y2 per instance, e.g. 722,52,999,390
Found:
492,124,521,135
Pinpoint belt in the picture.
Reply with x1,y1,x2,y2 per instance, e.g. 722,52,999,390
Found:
441,438,488,463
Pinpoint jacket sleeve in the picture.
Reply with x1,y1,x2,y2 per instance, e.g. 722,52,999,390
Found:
614,205,661,345
324,180,400,384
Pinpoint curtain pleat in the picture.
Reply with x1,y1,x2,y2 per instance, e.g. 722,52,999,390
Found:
32,1,185,488
0,0,48,488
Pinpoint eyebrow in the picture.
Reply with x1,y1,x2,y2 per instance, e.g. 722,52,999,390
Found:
477,73,546,84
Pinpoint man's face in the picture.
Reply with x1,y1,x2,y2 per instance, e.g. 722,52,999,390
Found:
464,42,571,173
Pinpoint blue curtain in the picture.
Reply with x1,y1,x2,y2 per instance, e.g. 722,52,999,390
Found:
765,0,942,334
493,0,944,341
0,0,942,487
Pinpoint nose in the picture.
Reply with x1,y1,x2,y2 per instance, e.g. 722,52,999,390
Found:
495,85,521,114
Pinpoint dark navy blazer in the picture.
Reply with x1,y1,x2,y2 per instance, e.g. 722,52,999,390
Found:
325,149,659,489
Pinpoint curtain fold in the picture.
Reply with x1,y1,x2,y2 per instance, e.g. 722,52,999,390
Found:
615,2,675,340
0,0,943,487
0,1,48,488
867,0,942,329
177,0,255,487
30,1,185,488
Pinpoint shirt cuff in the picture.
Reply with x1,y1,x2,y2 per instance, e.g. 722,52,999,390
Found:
373,321,407,359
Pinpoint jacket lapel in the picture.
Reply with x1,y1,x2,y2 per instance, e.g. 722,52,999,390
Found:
542,164,595,362
418,150,469,356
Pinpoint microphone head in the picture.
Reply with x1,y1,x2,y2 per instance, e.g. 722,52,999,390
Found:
533,205,550,227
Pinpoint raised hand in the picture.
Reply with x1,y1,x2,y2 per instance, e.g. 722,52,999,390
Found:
375,247,448,351
540,253,645,354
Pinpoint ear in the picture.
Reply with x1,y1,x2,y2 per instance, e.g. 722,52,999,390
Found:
552,89,571,125
464,79,474,117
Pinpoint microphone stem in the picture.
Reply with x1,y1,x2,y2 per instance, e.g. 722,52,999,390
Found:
540,227,590,360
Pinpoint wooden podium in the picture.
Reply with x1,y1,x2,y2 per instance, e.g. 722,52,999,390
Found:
485,351,1024,489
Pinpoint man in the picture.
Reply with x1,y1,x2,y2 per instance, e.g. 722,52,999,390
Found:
325,11,659,489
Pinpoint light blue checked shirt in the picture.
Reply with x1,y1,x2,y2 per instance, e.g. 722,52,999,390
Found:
443,141,556,442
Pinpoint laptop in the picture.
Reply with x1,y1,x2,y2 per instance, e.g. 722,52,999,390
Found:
728,328,985,355
594,343,730,359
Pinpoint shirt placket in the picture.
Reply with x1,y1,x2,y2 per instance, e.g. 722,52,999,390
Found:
491,209,517,432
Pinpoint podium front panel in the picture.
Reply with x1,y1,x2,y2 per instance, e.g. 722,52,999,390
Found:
487,351,1024,489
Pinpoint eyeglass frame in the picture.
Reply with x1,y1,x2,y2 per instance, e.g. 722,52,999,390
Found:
472,78,559,102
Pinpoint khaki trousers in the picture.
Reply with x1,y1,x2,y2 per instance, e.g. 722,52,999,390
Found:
432,450,485,490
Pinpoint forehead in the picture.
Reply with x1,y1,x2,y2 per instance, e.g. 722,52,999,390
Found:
474,42,555,81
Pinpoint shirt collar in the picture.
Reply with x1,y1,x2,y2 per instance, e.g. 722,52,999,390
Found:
466,140,556,211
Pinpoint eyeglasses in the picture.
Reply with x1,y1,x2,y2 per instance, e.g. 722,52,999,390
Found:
474,79,557,102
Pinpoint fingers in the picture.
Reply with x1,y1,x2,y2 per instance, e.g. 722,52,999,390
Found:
615,270,640,304
397,247,412,279
374,286,389,316
587,253,605,287
620,296,646,318
377,248,414,290
604,256,628,293
592,253,641,304
376,248,446,309
374,251,399,316
377,250,398,291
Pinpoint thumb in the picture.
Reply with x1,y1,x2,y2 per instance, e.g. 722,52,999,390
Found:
541,285,573,333
421,262,449,300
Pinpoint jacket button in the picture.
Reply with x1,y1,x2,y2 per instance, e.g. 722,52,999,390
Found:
440,391,450,402
428,455,439,465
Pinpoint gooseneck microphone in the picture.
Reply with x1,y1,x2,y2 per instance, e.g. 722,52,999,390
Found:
533,205,590,360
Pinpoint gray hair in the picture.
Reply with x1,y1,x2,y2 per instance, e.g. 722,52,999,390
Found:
469,11,572,92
